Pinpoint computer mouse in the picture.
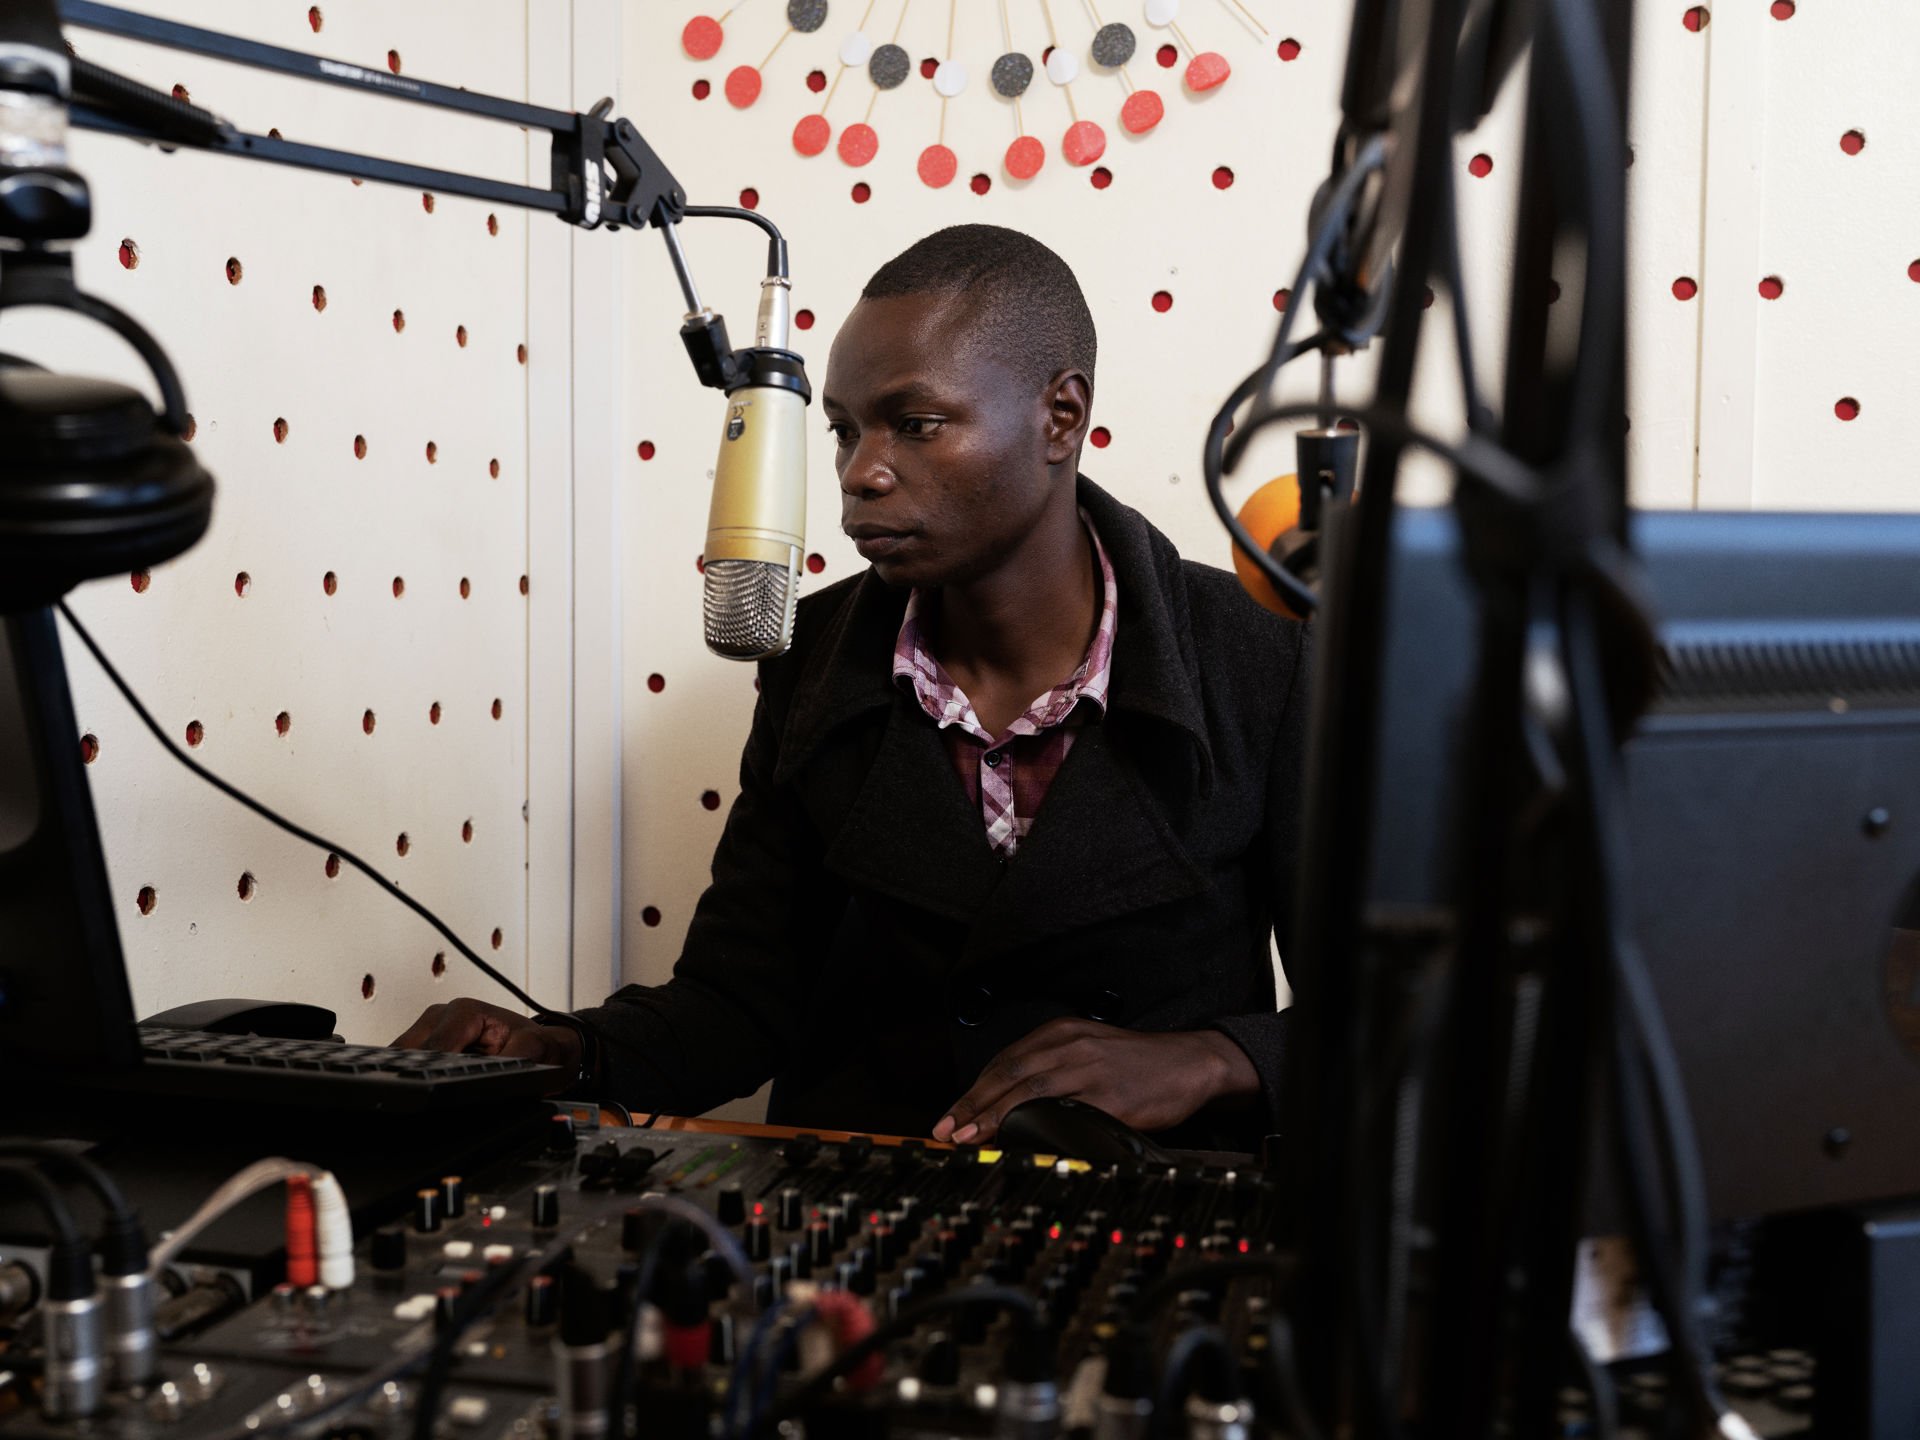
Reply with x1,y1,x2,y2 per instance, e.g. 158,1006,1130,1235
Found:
995,1097,1176,1166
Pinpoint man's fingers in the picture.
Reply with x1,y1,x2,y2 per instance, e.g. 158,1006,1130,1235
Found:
391,1004,447,1050
421,1001,500,1053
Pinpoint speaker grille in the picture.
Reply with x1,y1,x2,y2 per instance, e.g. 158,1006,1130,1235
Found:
702,556,799,660
1656,630,1920,711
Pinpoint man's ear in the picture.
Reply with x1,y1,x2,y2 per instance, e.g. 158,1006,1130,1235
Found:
1042,369,1093,466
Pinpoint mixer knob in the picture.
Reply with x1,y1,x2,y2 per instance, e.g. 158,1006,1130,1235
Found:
823,1205,848,1248
849,1246,877,1296
545,1112,577,1152
745,1217,771,1261
717,1185,747,1227
371,1226,407,1273
789,1240,813,1281
840,1136,874,1168
767,1255,792,1301
440,1176,466,1219
525,1273,556,1328
709,1312,737,1366
919,1332,961,1389
414,1188,441,1234
777,1187,805,1231
578,1141,620,1182
873,1225,899,1269
433,1286,461,1331
808,1221,835,1269
531,1184,560,1230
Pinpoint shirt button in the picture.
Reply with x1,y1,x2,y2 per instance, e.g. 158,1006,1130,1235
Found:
951,983,995,1027
984,751,1002,769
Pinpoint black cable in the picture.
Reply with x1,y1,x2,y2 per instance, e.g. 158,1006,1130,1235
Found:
52,600,644,1074
1435,162,1487,432
1201,335,1330,616
763,1285,1038,1429
0,1165,92,1301
1571,1326,1622,1440
0,1141,146,1275
680,204,789,280
1152,1324,1231,1437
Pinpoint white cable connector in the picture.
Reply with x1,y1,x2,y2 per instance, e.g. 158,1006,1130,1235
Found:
150,1158,339,1275
312,1171,354,1289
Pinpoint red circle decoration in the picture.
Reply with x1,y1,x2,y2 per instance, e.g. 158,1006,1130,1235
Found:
692,78,711,100
1185,51,1231,92
1757,275,1784,300
971,173,992,194
682,16,724,59
1156,43,1178,67
838,122,879,166
1839,129,1865,156
1090,166,1113,189
1063,120,1107,166
1834,397,1860,422
1212,165,1235,189
725,65,763,108
1005,134,1045,179
1151,291,1173,313
793,113,832,155
1671,276,1697,301
1120,89,1164,134
1682,5,1709,31
1277,37,1302,60
1468,152,1494,178
1090,426,1112,448
918,143,958,188
851,181,872,203
1770,0,1794,16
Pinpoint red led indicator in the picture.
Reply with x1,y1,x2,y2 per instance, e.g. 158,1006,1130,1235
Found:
1237,1238,1251,1254
1049,1223,1062,1240
1174,1234,1187,1250
1111,1229,1124,1246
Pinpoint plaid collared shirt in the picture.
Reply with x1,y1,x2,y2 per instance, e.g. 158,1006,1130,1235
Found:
891,511,1119,858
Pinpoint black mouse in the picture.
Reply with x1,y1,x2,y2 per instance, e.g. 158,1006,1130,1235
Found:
995,1097,1176,1166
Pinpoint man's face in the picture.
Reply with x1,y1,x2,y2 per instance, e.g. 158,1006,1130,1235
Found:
824,292,1075,590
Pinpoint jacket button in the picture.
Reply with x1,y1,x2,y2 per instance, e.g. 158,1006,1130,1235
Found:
952,983,994,1027
1085,989,1123,1023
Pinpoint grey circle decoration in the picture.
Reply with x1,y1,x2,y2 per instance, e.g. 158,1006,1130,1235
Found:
787,0,829,31
869,42,911,88
991,51,1035,97
1090,22,1137,67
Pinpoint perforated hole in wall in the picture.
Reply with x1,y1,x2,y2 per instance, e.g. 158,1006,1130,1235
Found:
393,309,406,333
490,928,503,950
1091,167,1112,190
1468,154,1494,179
806,553,826,574
489,459,500,478
648,673,666,693
362,973,376,999
234,571,251,597
137,885,156,915
273,417,289,444
1277,38,1301,60
421,193,435,214
701,790,722,811
638,440,656,460
1273,288,1292,312
1212,167,1235,190
642,906,662,927
276,710,292,737
795,310,815,330
312,284,327,312
426,441,438,463
852,182,872,203
431,952,447,978
455,325,468,348
1152,291,1173,313
185,719,204,747
1090,426,1112,448
130,569,151,593
459,577,471,599
322,570,337,596
237,871,256,901
1840,130,1866,156
392,576,405,599
517,344,528,364
80,733,99,764
1835,397,1860,422
395,832,410,858
225,256,243,285
1759,275,1784,300
739,187,760,209
1682,6,1710,31
354,435,368,460
430,701,442,725
308,6,322,31
387,50,401,73
970,174,991,196
491,698,503,721
118,238,139,270
692,78,711,100
181,415,195,442
462,819,474,844
362,708,377,735
325,852,340,879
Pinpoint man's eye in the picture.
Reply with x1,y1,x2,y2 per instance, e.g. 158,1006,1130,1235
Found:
900,417,943,437
827,423,852,445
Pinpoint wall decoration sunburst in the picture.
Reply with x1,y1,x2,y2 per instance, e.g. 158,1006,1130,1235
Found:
679,0,1276,186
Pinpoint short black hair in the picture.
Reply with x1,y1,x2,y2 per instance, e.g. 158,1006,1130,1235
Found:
861,225,1096,390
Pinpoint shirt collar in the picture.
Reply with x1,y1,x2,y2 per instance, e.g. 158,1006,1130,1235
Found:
891,507,1119,742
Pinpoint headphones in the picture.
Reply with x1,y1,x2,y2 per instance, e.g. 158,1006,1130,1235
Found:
0,49,214,613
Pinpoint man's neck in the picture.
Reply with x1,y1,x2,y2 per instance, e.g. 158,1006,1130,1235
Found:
928,481,1099,709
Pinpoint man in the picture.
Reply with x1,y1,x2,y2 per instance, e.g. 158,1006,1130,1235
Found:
394,225,1309,1147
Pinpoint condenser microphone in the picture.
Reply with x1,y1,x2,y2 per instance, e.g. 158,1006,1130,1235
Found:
700,274,811,661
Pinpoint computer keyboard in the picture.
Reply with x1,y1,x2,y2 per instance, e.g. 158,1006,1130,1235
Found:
126,1026,562,1112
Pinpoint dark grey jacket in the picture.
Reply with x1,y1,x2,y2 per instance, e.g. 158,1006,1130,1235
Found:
576,478,1310,1145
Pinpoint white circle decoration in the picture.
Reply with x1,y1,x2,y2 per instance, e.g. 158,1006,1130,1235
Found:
839,30,871,66
1145,0,1181,25
932,58,969,97
1044,48,1079,85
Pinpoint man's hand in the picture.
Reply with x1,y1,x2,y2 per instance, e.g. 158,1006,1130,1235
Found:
932,1019,1258,1144
391,998,582,1085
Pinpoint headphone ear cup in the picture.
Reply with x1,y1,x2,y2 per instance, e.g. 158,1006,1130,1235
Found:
0,368,214,609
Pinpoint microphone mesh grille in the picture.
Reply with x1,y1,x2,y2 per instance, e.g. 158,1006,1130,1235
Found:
703,557,798,660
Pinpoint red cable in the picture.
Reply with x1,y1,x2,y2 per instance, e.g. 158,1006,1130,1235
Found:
285,1172,318,1288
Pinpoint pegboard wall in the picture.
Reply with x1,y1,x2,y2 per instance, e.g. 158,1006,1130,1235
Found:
612,0,1920,1118
2,0,576,1046
12,1,1911,1089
